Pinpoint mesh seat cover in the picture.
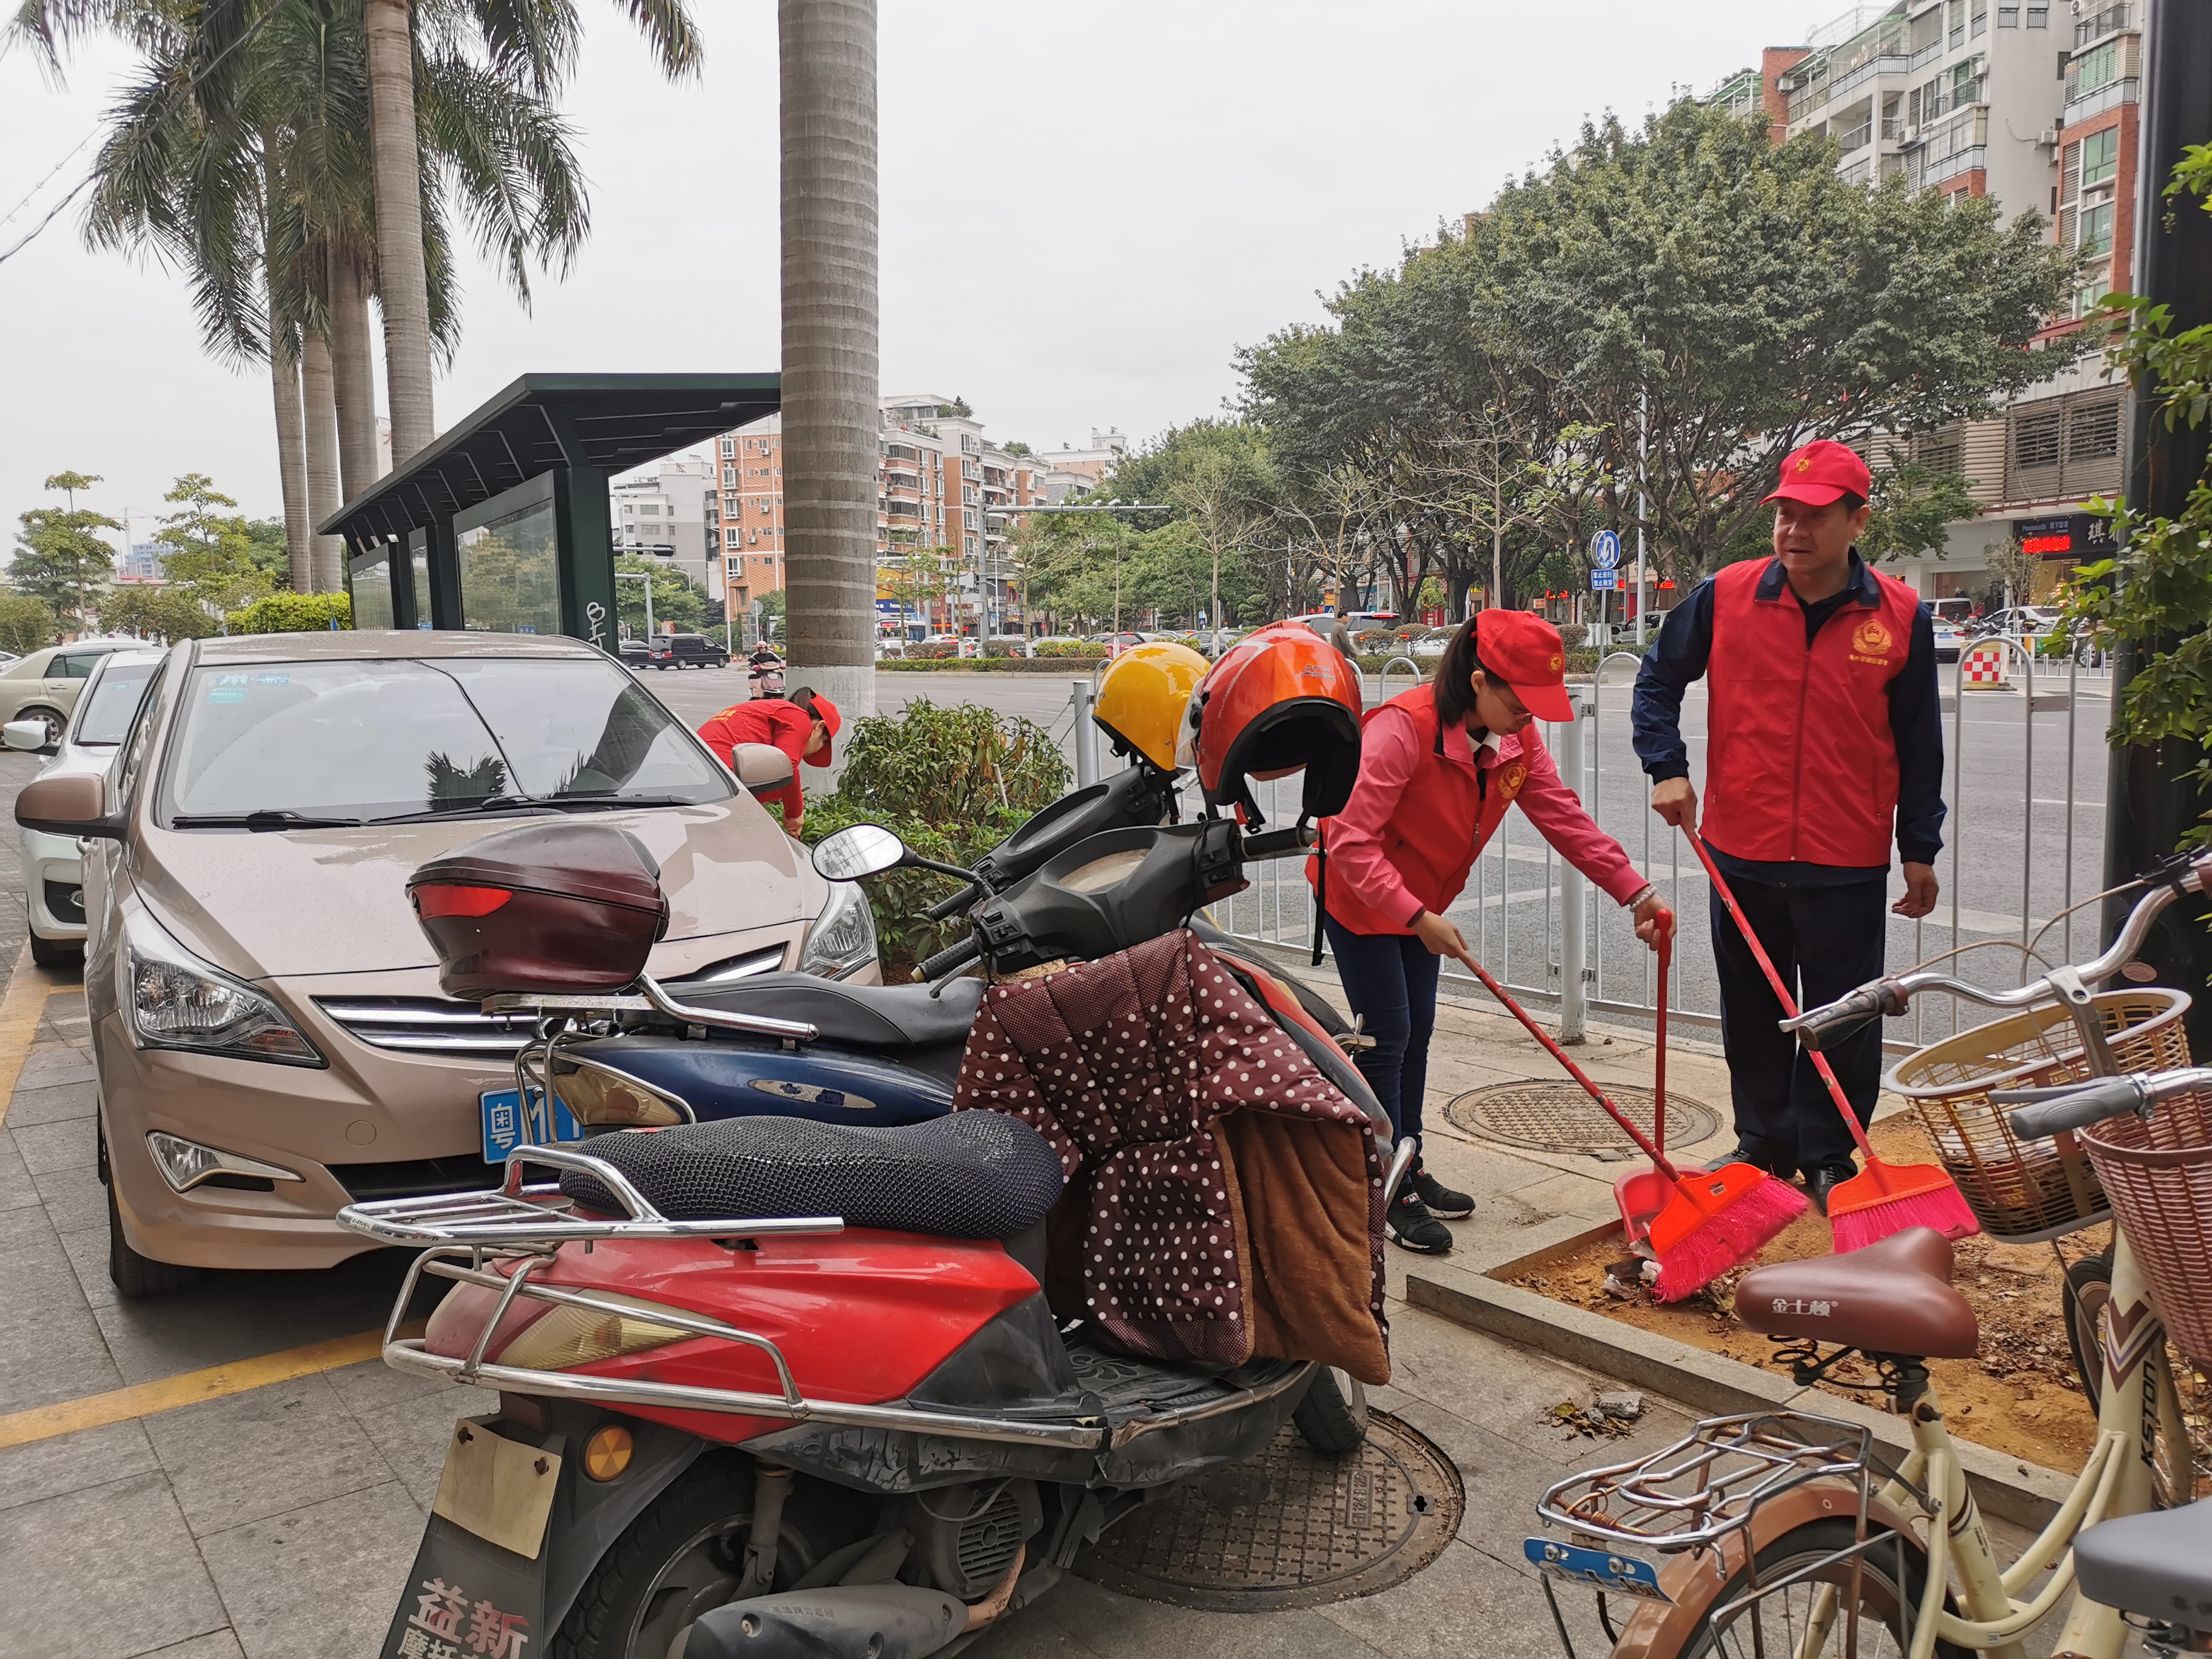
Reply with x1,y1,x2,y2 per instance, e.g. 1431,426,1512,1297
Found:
559,1111,1064,1238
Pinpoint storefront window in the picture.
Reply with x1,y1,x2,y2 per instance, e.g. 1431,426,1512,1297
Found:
457,481,558,635
409,533,433,628
348,546,396,630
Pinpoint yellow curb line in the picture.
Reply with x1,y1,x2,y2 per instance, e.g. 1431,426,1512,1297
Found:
0,1320,429,1449
0,940,57,1130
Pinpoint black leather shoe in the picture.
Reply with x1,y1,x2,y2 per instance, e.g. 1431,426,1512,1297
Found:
1806,1164,1858,1216
1386,1191,1453,1253
1410,1167,1474,1220
1717,1143,1798,1184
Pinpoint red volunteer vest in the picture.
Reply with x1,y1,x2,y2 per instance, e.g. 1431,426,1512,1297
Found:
1309,684,1531,936
1703,557,1921,866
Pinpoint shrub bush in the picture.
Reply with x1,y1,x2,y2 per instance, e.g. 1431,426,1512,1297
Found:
801,699,1070,972
230,591,352,634
905,638,958,659
0,592,58,655
1553,623,1588,652
1034,638,1104,658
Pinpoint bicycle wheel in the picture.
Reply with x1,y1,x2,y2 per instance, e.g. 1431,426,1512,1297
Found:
2063,1251,2197,1506
1684,1519,1966,1659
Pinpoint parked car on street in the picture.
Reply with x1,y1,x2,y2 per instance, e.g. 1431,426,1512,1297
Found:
615,636,651,667
18,630,876,1295
1973,605,2062,639
642,631,729,669
0,639,146,748
5,648,163,967
1930,619,1966,663
1928,595,1979,628
1087,631,1147,654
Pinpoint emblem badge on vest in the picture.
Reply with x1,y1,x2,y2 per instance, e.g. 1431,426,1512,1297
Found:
1496,761,1528,802
1849,617,1894,665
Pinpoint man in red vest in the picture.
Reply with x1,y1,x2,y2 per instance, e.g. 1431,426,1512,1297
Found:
1634,439,1944,1215
696,687,841,837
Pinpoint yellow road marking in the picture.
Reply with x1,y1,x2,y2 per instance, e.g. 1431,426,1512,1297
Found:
0,1321,429,1449
0,940,57,1129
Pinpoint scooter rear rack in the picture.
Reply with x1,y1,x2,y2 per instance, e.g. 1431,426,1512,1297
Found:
335,1144,844,1248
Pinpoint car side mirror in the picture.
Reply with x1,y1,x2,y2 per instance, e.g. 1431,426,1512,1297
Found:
16,772,124,840
811,823,907,882
729,742,795,800
2,719,55,756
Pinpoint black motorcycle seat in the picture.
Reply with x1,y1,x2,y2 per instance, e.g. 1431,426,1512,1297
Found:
677,973,985,1050
559,1110,1065,1239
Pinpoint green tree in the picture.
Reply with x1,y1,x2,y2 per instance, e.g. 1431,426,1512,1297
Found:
882,545,961,632
230,590,352,633
101,586,220,642
10,473,119,626
153,474,276,612
0,593,59,655
2058,142,2212,850
614,555,709,632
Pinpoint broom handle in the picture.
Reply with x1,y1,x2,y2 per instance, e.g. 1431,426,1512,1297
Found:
1683,830,1878,1161
1655,927,1669,1157
1455,950,1681,1180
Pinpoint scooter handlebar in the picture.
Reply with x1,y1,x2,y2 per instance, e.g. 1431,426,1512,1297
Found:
1779,982,1905,1050
918,934,982,984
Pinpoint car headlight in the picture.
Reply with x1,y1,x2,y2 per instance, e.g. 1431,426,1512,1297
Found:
796,877,877,979
123,911,325,1067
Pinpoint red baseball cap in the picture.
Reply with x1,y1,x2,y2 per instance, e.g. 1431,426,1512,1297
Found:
793,689,841,766
1763,438,1872,508
1473,610,1574,723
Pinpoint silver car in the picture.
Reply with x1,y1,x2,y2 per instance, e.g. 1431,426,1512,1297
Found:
0,639,144,747
5,648,164,966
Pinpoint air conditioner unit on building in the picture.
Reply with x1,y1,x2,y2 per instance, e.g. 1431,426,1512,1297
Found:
2037,126,2059,146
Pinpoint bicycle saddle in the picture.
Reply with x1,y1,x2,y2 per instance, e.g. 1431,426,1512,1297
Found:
1735,1228,1979,1359
2073,1501,2212,1635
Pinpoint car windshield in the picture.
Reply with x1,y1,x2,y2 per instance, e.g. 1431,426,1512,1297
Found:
163,656,732,823
73,660,160,746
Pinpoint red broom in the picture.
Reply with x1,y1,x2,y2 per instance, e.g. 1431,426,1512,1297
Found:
1454,950,1806,1301
1686,830,1979,1251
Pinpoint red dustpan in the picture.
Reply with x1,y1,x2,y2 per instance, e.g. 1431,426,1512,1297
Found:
1613,932,1700,1247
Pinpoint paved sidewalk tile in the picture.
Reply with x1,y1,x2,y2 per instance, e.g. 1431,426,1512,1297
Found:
55,1218,118,1310
36,1159,112,1234
0,1129,40,1211
197,1480,427,1659
0,1469,229,1659
129,1634,247,1659
11,1112,98,1176
144,1376,394,1537
0,1418,157,1512
349,1380,500,1512
7,1078,98,1125
968,1571,1356,1659
1315,1538,1560,1659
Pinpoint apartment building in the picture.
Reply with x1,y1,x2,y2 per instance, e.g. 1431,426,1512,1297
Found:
1034,429,1130,487
1706,0,2142,608
610,456,717,597
712,397,1088,632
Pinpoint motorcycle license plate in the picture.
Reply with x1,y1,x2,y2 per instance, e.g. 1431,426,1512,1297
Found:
1523,1537,1671,1602
380,1419,557,1659
480,1090,577,1165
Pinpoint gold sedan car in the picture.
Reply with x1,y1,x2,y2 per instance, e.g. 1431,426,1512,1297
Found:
29,631,874,1295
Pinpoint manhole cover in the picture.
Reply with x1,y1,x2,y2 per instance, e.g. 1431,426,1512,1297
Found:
1446,1081,1719,1162
1073,1412,1463,1610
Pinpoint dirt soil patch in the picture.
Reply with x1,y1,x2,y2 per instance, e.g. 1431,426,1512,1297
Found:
1503,1112,2108,1472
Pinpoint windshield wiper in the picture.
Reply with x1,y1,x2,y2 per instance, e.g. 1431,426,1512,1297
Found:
170,809,364,831
528,793,703,811
367,796,555,825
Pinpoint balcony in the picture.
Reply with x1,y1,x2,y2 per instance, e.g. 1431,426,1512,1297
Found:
1838,122,1874,153
2064,77,2137,122
1882,114,1905,138
2074,2,2128,44
1918,144,1986,187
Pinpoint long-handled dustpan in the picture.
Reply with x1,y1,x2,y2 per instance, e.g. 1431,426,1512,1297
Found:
1612,930,1698,1247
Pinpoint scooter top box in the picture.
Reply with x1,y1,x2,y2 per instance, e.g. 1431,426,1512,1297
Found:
408,822,670,999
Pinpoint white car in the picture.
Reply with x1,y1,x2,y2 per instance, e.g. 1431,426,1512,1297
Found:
7,647,165,966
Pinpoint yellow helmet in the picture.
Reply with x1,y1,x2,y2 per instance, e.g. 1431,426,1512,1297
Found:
1094,641,1210,773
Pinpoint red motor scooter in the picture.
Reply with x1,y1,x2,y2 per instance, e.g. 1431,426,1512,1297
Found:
343,813,1404,1659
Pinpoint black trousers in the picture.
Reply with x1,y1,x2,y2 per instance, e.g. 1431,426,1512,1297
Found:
1709,876,1886,1176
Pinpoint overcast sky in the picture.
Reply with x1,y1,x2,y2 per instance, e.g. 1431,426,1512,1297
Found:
0,0,1798,546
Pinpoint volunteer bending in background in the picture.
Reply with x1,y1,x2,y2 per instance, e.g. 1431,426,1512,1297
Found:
1319,611,1672,1255
696,686,842,837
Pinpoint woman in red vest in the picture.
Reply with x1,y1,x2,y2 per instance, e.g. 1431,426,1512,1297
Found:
696,687,841,836
1319,610,1672,1253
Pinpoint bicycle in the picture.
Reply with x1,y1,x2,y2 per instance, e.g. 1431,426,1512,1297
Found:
1523,853,2212,1658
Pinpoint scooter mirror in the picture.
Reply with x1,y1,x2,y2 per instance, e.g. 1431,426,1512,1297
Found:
812,823,907,882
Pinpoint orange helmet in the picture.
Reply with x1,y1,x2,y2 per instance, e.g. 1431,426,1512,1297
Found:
1184,622,1362,823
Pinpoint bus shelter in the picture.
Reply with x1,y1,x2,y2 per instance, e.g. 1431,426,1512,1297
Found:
317,373,780,650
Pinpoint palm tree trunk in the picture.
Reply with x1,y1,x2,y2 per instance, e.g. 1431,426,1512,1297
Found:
303,332,346,594
329,246,381,497
364,0,435,466
779,0,879,717
270,337,312,592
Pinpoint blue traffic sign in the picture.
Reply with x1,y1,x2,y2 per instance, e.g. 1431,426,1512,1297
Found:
1590,571,1619,591
1590,529,1621,570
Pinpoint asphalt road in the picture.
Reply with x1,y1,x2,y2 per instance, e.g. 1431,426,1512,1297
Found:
636,664,2120,1047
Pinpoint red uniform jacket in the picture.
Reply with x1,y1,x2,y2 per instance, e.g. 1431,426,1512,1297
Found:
697,700,812,821
1310,683,1643,936
1703,557,1923,866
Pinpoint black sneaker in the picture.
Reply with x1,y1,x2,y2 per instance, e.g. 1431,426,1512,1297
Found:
1410,1167,1474,1220
1806,1163,1858,1216
1386,1191,1453,1254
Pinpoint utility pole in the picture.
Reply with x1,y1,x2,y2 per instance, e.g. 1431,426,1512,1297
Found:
1635,386,1649,646
2102,0,2212,1051
779,0,879,714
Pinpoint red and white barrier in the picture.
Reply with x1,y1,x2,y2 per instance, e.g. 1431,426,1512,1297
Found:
1960,643,2008,687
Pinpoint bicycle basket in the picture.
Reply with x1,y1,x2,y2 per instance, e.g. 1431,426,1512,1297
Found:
2082,1098,2212,1373
1885,990,2195,1242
